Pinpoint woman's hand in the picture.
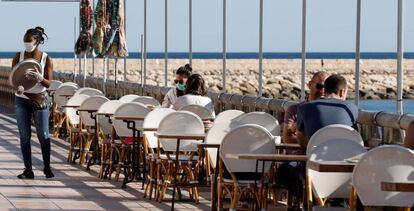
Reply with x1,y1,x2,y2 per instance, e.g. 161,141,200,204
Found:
17,86,24,95
25,69,44,82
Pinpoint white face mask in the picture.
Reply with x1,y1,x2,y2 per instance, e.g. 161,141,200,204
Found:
24,41,37,53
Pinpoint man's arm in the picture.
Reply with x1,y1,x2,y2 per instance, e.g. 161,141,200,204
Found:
296,130,308,150
296,105,309,150
282,104,299,144
283,123,298,144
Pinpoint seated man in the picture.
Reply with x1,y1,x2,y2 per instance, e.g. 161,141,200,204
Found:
296,74,359,149
277,71,328,210
283,71,328,144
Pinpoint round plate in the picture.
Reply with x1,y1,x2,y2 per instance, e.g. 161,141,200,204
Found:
9,59,41,90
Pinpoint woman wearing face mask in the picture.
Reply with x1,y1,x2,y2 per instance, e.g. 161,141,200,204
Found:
173,74,215,117
11,27,54,179
161,64,192,108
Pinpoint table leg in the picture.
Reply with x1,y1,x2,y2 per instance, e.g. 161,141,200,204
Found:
260,160,266,210
211,148,220,211
171,138,181,211
122,122,137,188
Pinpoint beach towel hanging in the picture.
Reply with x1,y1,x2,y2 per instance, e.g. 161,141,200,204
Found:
104,0,128,58
91,0,107,57
75,0,93,55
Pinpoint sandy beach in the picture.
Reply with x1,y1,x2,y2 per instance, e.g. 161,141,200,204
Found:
1,58,413,100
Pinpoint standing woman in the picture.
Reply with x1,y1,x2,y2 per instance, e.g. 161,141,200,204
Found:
11,27,54,179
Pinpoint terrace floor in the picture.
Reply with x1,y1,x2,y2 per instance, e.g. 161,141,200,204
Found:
0,106,286,211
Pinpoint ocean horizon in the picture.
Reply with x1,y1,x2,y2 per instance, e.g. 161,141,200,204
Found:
2,51,413,114
2,52,414,59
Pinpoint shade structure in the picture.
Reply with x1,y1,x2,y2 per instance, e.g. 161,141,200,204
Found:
300,0,307,101
396,0,404,114
354,0,361,106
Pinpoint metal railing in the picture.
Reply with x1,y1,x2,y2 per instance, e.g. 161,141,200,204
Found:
0,67,411,145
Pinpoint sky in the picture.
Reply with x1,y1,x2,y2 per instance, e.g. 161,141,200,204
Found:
0,0,414,52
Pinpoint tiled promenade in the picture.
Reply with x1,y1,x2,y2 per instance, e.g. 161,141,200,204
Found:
0,106,286,211
0,106,214,211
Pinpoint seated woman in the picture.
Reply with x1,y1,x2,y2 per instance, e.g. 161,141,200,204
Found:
173,74,215,117
404,121,414,149
162,64,192,108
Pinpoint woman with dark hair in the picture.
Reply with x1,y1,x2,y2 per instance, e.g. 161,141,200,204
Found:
162,64,192,108
173,74,215,116
11,27,54,179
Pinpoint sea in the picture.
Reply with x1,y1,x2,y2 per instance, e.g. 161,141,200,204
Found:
2,52,414,59
1,52,413,114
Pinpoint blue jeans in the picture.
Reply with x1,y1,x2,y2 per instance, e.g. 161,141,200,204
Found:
15,96,51,170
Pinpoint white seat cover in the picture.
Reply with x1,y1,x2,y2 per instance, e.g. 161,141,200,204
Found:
307,124,363,156
308,139,367,199
65,94,89,125
74,87,103,97
235,112,280,136
142,108,175,149
79,96,109,127
205,121,244,169
214,110,244,123
220,124,275,174
353,145,414,207
97,100,124,135
59,82,79,89
158,111,204,152
113,102,150,137
54,85,78,107
179,104,214,120
133,96,160,107
119,94,140,103
47,80,62,92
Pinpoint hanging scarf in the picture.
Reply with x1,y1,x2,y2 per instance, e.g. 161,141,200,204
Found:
91,0,106,57
104,0,128,58
75,0,93,55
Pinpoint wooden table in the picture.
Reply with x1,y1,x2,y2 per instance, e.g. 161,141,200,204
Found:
142,128,157,132
77,109,99,113
381,182,414,192
114,116,145,121
155,133,206,140
96,112,113,116
59,94,74,97
275,143,302,150
307,160,356,173
62,105,80,108
227,153,307,161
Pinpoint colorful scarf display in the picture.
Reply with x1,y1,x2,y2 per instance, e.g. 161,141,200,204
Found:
91,0,106,57
89,0,128,58
106,0,128,58
75,0,93,55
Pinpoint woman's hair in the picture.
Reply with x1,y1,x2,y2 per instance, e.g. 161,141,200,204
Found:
185,74,207,96
25,26,48,45
176,64,192,78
